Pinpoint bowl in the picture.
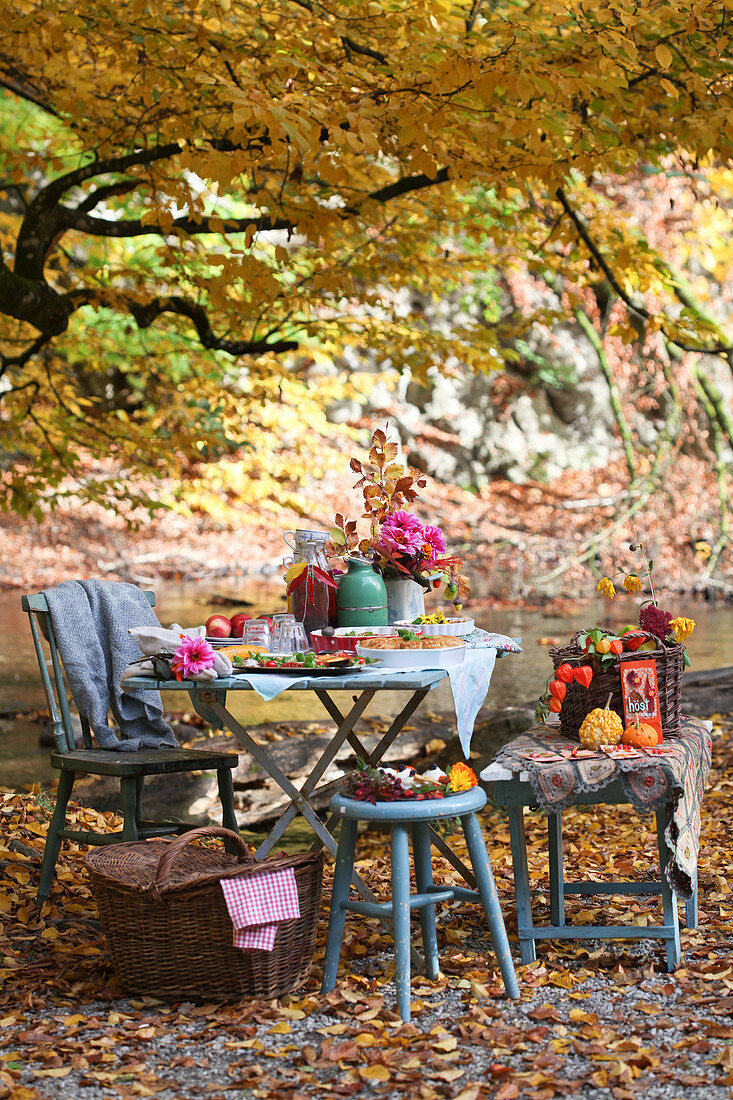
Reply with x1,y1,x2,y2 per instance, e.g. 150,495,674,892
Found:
311,626,405,654
394,618,475,637
355,639,466,669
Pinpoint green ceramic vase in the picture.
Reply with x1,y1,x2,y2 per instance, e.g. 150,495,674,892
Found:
336,556,388,627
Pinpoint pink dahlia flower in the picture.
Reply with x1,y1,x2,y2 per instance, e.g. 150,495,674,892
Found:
639,605,673,640
379,510,425,559
421,524,447,562
171,635,216,679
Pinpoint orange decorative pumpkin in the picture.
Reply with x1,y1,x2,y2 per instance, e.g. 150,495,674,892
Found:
622,720,657,748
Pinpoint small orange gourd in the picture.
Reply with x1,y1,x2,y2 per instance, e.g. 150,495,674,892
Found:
622,715,658,748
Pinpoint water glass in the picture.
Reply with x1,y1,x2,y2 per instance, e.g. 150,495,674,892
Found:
271,614,295,652
276,620,309,655
243,618,272,650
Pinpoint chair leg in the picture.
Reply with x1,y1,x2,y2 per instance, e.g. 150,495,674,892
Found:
506,804,536,964
462,811,520,999
135,777,144,826
391,823,413,1021
217,768,239,840
120,777,140,842
656,808,681,971
321,818,358,995
412,823,440,980
37,770,75,903
548,812,565,927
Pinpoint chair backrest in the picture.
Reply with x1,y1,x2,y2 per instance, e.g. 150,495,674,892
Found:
21,589,156,755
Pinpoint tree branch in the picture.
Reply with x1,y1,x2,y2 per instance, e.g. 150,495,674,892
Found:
15,143,182,278
556,186,733,356
0,254,72,336
66,208,297,239
70,290,300,356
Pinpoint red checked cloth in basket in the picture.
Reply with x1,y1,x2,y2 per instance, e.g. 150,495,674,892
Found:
220,868,300,950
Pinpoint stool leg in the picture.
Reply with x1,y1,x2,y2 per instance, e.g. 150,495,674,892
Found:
412,823,440,980
507,804,536,964
548,812,565,927
391,823,413,1021
462,812,520,999
656,809,681,971
321,818,358,994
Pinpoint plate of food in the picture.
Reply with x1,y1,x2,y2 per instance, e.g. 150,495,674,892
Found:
394,612,475,637
311,626,408,654
356,633,466,669
231,651,369,675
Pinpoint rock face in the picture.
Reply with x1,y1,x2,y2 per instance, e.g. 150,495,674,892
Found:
331,279,733,489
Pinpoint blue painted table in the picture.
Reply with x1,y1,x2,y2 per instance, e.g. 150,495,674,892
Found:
122,669,458,864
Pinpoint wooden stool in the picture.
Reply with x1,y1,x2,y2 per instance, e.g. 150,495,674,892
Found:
321,787,519,1020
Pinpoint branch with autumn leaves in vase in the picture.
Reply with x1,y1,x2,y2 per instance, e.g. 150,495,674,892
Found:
327,426,471,608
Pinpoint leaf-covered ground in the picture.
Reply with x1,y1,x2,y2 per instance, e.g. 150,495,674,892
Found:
2,714,733,1100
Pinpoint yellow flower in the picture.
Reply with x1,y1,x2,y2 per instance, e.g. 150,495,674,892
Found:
597,578,616,598
670,617,696,644
448,762,477,793
622,574,643,594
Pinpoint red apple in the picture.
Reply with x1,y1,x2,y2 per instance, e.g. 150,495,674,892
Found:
205,614,232,638
230,613,253,637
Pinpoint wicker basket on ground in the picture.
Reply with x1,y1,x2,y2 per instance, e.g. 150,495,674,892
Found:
550,631,684,739
86,826,323,1002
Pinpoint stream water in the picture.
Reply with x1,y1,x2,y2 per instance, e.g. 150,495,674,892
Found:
1,581,731,789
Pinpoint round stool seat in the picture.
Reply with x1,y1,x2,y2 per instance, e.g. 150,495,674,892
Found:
330,786,486,822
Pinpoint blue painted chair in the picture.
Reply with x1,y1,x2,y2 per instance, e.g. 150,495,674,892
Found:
321,787,520,1020
23,590,240,902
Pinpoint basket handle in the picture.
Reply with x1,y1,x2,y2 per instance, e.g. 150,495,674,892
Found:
151,826,252,896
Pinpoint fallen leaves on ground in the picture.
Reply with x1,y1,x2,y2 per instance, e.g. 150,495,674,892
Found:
1,716,733,1098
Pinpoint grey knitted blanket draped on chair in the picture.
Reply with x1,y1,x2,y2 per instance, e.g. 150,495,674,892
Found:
43,580,178,752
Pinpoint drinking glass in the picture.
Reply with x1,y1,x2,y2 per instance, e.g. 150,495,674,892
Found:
243,618,272,650
277,620,309,655
271,614,295,652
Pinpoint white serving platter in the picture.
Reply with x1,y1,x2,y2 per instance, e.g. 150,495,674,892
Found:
355,640,466,669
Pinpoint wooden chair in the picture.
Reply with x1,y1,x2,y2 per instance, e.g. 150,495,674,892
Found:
23,591,240,901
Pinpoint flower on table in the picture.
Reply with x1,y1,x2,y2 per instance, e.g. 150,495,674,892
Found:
622,574,643,594
378,509,425,558
597,577,616,598
422,524,447,562
670,616,696,644
448,762,477,792
639,604,673,640
171,635,216,680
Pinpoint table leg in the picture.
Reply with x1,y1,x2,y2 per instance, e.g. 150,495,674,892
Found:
203,694,342,859
507,804,536,964
548,812,565,927
686,886,699,930
656,808,681,971
316,688,434,844
254,689,376,858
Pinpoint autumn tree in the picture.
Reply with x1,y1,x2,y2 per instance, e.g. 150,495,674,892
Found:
1,0,733,515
